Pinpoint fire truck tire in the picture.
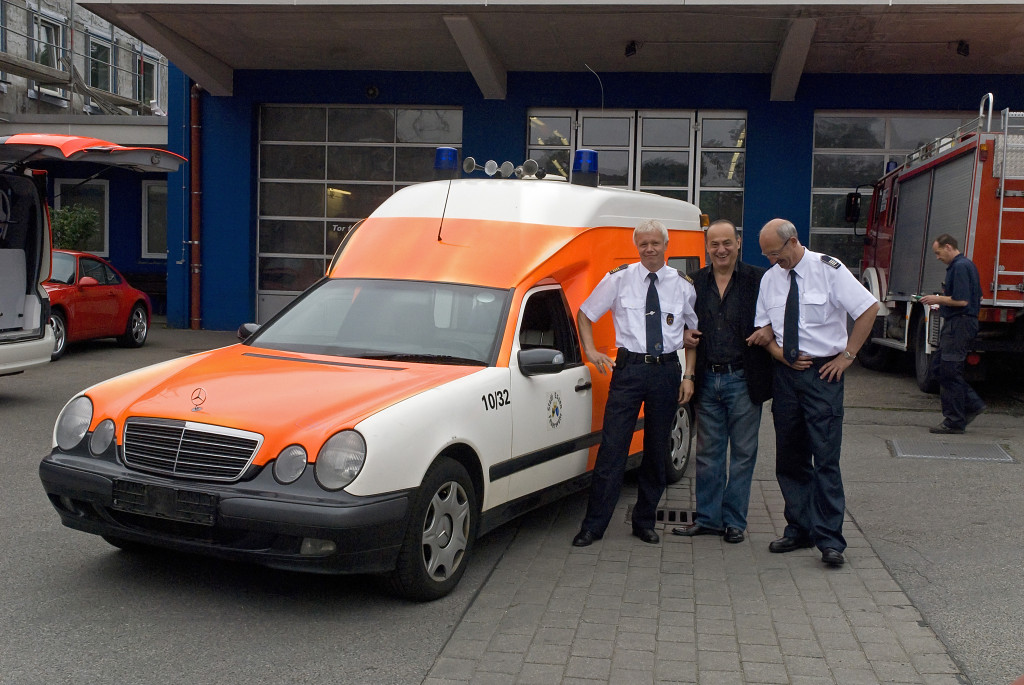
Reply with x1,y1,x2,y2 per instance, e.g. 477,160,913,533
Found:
857,319,892,371
914,315,939,394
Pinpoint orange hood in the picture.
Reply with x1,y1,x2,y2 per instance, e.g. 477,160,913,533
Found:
86,345,481,461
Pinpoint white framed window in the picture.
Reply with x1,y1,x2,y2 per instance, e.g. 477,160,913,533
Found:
54,179,109,256
89,37,112,92
141,180,168,259
811,111,972,273
696,111,746,232
32,12,67,98
256,104,463,322
636,111,696,202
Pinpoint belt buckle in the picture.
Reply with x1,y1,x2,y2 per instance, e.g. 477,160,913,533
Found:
644,354,658,364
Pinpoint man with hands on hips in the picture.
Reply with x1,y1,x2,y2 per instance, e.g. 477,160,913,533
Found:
572,219,698,547
750,219,879,568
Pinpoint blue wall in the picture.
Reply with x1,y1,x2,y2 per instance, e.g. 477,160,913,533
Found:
165,67,1024,330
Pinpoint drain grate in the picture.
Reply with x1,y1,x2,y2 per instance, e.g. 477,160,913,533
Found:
889,439,1015,462
626,506,692,526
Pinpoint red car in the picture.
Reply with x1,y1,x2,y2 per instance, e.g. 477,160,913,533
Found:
44,250,152,360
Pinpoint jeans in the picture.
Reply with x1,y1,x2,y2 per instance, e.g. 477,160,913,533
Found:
693,369,762,531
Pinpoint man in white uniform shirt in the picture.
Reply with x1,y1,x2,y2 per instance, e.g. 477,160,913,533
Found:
752,219,879,567
572,219,698,547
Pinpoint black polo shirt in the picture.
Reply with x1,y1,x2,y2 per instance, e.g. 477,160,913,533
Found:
694,265,747,366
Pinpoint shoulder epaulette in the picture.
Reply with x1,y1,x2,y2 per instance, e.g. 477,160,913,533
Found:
609,263,628,274
820,254,842,269
676,269,693,283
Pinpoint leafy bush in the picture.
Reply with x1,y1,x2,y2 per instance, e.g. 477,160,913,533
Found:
50,204,99,250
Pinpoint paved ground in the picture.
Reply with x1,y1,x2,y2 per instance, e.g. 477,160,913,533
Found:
423,365,1024,685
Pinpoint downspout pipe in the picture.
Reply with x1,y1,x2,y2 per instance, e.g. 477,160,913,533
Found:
189,84,202,329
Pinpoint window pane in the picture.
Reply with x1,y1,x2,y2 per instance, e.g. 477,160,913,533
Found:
90,42,110,90
640,151,688,186
396,109,462,144
258,257,325,292
581,117,630,147
890,117,966,150
259,220,324,255
36,22,58,68
262,107,326,142
642,118,690,147
647,188,689,202
325,184,393,219
261,145,325,180
528,148,570,179
702,119,746,148
260,182,324,217
814,117,885,149
396,146,453,182
812,154,884,188
596,150,629,186
700,152,745,187
811,193,869,230
60,184,106,253
328,108,394,142
327,146,393,181
142,61,156,104
808,232,864,274
145,184,167,254
529,116,572,146
698,191,743,228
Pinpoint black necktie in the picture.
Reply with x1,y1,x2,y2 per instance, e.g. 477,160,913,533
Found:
646,272,663,355
784,270,799,364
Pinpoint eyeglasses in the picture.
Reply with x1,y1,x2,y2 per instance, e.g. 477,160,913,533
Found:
762,238,791,259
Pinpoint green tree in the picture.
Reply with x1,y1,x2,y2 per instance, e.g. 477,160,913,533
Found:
50,204,99,250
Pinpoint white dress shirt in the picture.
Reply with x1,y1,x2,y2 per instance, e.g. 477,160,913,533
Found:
754,249,877,358
580,262,697,354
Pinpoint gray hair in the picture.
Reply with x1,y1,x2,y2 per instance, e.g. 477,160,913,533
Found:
762,218,797,243
634,219,668,243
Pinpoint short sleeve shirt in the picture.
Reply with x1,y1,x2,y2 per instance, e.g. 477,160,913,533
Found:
754,249,878,358
940,254,981,319
580,262,697,354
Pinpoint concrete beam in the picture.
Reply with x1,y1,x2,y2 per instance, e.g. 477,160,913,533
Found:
771,18,816,102
444,15,507,100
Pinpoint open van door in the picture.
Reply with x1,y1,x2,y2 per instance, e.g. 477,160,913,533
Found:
0,134,186,376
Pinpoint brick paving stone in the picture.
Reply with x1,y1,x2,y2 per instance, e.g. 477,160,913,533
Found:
468,673,516,685
609,667,656,684
570,637,614,658
824,647,872,670
474,651,524,675
423,678,470,685
828,667,883,684
861,640,913,662
739,642,785,663
488,632,533,653
695,617,737,636
742,660,791,683
736,626,779,646
779,637,824,658
565,655,611,680
430,656,477,680
909,652,961,674
696,648,742,671
815,629,862,651
516,662,566,684
696,670,745,685
870,660,925,683
576,622,617,641
443,639,490,659
696,632,738,652
784,654,833,677
524,642,572,665
540,610,584,628
613,647,656,671
898,635,951,655
654,658,697,682
616,630,657,651
656,641,697,661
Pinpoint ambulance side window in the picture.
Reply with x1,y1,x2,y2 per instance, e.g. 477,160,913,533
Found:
518,288,582,366
668,256,701,276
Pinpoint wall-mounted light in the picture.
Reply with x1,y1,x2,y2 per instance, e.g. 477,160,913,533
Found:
625,41,638,57
956,40,969,57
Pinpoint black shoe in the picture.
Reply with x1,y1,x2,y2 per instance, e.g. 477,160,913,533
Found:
572,529,601,547
930,422,964,434
768,536,814,553
821,548,845,567
671,523,723,537
723,527,745,544
965,405,987,426
631,527,660,544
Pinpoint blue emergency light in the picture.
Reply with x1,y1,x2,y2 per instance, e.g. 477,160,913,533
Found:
434,147,459,179
571,149,599,187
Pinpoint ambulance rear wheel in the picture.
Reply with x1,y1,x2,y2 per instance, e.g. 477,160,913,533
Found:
914,315,939,394
666,404,694,484
387,456,478,601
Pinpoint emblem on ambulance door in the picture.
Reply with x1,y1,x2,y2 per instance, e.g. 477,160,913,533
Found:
547,391,563,428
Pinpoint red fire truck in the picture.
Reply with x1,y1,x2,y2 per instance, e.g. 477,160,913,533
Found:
854,94,1024,391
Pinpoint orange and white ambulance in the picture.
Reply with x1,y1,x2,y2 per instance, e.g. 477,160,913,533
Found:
40,154,706,600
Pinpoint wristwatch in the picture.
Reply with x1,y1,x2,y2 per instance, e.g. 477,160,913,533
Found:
682,374,696,381
842,350,856,361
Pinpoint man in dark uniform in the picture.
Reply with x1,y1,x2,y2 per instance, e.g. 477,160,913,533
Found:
752,219,879,568
920,233,985,434
572,219,698,547
671,219,772,544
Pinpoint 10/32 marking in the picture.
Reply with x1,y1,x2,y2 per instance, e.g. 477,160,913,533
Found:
481,390,510,411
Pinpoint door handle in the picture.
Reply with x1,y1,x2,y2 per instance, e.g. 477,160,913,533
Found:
574,381,592,392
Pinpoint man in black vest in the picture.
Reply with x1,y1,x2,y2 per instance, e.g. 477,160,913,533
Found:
672,219,772,543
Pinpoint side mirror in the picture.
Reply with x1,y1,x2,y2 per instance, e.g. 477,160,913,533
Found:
237,322,260,341
77,276,100,287
517,347,565,376
845,192,862,224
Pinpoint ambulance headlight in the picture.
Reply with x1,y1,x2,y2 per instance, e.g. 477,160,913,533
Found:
273,445,308,484
55,396,93,451
89,419,116,456
315,431,366,491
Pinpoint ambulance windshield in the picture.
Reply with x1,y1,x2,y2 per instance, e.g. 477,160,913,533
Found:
248,278,509,365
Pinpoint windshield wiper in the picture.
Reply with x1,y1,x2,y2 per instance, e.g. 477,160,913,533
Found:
360,353,485,366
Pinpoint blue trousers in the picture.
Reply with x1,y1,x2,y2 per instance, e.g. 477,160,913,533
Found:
931,316,985,429
771,361,846,552
582,358,681,535
693,369,762,531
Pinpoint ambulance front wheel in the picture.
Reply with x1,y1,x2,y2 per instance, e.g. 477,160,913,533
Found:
666,404,694,484
386,456,478,601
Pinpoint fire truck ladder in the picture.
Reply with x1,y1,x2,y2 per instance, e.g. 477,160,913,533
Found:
995,107,1024,301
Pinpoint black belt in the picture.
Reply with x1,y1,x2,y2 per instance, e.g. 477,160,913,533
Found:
707,361,743,374
617,350,680,365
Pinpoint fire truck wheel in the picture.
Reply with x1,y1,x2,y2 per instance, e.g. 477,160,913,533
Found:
914,315,939,394
857,319,893,371
385,456,478,601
